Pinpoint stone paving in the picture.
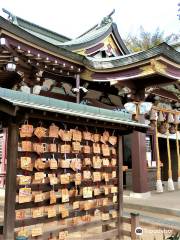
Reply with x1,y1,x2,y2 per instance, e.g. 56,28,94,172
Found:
124,189,180,216
124,189,180,239
124,189,180,223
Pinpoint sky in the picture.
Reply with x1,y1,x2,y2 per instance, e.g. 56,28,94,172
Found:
0,0,179,40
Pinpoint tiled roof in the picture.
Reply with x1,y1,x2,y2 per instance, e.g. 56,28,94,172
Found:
3,9,129,53
0,16,179,71
58,23,112,48
14,15,71,43
84,43,180,69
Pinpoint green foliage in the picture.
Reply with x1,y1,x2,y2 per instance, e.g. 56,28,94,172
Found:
124,26,180,52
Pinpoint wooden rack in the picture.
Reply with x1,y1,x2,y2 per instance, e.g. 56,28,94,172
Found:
4,119,124,240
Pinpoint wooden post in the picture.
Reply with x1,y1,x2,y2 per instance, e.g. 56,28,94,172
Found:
131,131,149,193
117,136,123,240
131,213,140,240
102,223,110,240
176,125,180,186
3,123,18,240
76,74,80,104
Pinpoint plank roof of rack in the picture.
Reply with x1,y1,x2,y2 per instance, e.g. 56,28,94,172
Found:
0,87,149,129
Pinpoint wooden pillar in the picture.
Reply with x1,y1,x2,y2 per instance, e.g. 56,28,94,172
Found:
131,131,149,193
76,74,80,104
102,223,110,240
3,123,18,240
117,136,123,239
131,213,140,240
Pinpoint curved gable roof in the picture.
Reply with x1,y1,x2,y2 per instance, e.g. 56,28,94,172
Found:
58,22,112,49
58,22,129,55
3,9,129,55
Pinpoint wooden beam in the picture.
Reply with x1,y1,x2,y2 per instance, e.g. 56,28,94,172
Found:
150,88,179,101
0,101,17,116
15,204,117,227
117,135,123,240
76,74,80,104
15,193,117,210
3,123,18,240
18,110,130,132
40,90,76,102
2,39,31,70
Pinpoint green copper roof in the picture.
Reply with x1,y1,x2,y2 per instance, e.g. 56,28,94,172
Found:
58,22,112,48
84,43,180,69
0,87,148,128
19,27,68,45
2,9,129,54
0,16,179,71
2,8,71,43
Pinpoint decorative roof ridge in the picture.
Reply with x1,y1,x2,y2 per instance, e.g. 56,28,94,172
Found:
99,9,115,27
1,8,129,54
57,22,112,47
77,9,115,38
2,8,71,43
16,16,71,42
55,10,117,49
77,24,99,38
64,9,129,54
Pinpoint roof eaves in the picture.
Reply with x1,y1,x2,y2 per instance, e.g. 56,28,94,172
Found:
0,16,84,64
111,23,130,55
83,43,180,70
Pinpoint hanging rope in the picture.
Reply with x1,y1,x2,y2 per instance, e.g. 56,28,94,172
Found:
156,124,161,180
166,129,174,191
155,123,163,192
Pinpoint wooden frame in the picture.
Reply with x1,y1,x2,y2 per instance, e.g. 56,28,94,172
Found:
0,112,126,240
3,123,18,240
117,136,123,240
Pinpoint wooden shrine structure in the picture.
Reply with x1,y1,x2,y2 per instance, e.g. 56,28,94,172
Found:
0,10,179,239
0,87,148,239
0,9,179,192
